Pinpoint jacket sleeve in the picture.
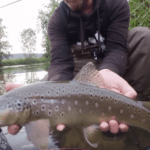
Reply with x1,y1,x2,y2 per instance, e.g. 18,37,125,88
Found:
99,0,130,76
47,7,74,81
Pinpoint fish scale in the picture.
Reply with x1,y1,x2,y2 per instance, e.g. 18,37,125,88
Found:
0,62,150,150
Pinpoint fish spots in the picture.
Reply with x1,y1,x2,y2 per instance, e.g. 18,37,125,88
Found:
48,110,52,116
114,99,118,104
147,112,150,116
41,105,46,111
41,95,44,100
68,106,71,111
108,106,112,111
61,99,65,104
36,110,39,116
75,100,78,105
34,91,38,95
62,89,65,94
47,90,51,95
60,112,65,117
100,97,104,101
130,114,134,119
142,119,146,123
55,92,59,96
127,104,130,108
95,103,98,108
55,106,59,112
28,92,32,96
95,94,98,99
32,99,37,105
105,96,108,100
90,94,93,99
17,103,21,107
86,101,89,105
78,92,81,97
67,92,71,97
79,109,82,114
120,109,123,114
138,109,142,114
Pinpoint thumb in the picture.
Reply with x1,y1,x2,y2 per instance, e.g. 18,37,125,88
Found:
119,80,137,99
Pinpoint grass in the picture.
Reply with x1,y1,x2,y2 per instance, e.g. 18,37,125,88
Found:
1,57,50,67
129,0,150,30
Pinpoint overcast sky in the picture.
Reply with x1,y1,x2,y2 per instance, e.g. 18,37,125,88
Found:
0,0,51,54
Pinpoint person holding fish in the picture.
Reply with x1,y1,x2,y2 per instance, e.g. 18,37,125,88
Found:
4,0,150,149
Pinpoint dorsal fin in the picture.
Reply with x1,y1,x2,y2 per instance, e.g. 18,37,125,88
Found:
73,62,104,88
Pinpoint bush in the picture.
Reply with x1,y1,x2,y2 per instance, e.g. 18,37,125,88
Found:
2,57,50,66
129,0,150,30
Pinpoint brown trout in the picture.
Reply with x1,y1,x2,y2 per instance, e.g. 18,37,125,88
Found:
0,62,150,150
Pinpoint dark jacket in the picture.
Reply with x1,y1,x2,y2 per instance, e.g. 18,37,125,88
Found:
47,0,130,81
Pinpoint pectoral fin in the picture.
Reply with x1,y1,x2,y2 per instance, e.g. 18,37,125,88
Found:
25,119,50,150
83,125,101,148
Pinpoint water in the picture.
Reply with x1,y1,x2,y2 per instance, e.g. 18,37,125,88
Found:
0,64,48,95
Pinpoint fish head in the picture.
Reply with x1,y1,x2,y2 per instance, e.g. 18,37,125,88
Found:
0,95,31,127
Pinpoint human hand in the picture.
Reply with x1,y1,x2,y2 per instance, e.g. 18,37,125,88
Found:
5,83,23,135
98,69,137,133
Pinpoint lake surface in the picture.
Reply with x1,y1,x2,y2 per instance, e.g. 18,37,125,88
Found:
0,64,48,95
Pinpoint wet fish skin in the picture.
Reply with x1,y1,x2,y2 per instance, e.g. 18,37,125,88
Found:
0,62,150,150
0,80,150,130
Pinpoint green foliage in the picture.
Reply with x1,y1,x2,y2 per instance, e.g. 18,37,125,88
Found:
20,28,36,58
2,57,49,66
0,18,11,67
37,0,61,60
129,0,150,30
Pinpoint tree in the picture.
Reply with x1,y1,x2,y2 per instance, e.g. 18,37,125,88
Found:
0,19,11,67
37,0,61,60
20,28,36,59
129,0,150,30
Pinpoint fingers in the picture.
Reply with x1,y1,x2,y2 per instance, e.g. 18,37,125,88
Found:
8,125,22,135
100,120,129,133
56,124,65,131
123,90,137,99
119,124,129,132
5,83,23,92
109,120,119,133
100,122,109,132
116,78,137,99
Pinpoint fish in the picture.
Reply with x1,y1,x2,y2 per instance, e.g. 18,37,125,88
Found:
0,62,150,150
